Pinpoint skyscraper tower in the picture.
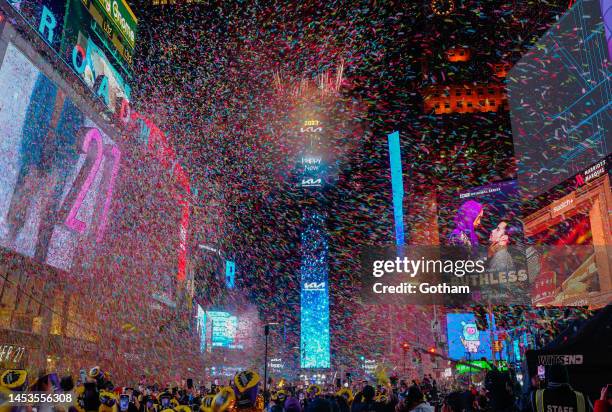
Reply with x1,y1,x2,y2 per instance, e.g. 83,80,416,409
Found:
273,64,345,373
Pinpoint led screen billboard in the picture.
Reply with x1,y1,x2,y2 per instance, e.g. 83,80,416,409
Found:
437,180,530,304
204,311,239,350
0,42,120,271
446,313,508,361
508,0,611,198
300,210,331,369
197,304,206,352
523,156,612,308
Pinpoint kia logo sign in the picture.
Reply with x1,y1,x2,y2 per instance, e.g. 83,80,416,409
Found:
304,282,325,291
301,178,322,187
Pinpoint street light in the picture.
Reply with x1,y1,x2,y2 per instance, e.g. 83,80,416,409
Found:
401,343,409,375
263,322,279,407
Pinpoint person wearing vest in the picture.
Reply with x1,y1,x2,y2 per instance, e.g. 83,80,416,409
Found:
531,365,591,412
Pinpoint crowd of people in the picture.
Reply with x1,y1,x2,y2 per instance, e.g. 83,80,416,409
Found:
0,364,609,412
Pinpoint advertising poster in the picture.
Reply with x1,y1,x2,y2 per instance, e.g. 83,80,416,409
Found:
523,155,612,308
446,313,508,361
0,42,121,271
437,180,530,304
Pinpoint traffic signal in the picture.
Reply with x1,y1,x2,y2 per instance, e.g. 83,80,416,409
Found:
401,342,409,352
428,347,436,354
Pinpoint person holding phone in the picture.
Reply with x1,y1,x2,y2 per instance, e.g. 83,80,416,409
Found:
530,365,592,412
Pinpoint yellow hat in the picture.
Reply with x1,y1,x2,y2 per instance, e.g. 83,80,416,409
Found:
212,386,235,412
307,385,321,396
233,371,260,393
99,389,117,409
175,405,191,412
200,394,215,412
276,390,287,403
89,367,103,380
336,388,353,403
0,370,27,391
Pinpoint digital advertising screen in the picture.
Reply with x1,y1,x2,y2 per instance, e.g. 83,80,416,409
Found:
204,311,239,350
300,210,331,369
446,313,508,361
0,42,121,271
523,155,612,308
508,0,611,198
6,0,134,112
437,180,530,304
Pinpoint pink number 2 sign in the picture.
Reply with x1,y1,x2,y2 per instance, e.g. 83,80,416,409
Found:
64,127,120,241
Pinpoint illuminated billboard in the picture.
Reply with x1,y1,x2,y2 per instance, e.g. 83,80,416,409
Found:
387,131,405,247
523,156,612,308
300,211,331,369
437,180,530,304
197,304,206,352
508,0,611,198
0,42,121,271
446,313,508,361
225,260,235,289
6,0,135,108
300,155,323,188
204,311,239,350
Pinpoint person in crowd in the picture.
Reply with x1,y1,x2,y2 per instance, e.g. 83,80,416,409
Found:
306,398,333,412
284,396,302,412
484,367,515,412
395,386,433,412
334,395,350,412
442,386,475,412
351,385,378,412
594,385,611,412
529,365,591,412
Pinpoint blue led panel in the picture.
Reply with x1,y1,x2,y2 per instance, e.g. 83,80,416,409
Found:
446,313,508,361
225,260,235,289
300,211,331,368
388,131,405,246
